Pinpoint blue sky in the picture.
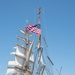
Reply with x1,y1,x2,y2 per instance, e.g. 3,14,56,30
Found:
0,0,75,75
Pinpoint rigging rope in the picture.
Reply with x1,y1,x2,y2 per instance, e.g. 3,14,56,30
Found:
32,46,38,75
42,49,54,75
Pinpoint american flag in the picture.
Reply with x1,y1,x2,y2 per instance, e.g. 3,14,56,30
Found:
26,24,41,34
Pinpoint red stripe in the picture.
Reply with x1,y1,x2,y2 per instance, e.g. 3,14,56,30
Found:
26,24,41,34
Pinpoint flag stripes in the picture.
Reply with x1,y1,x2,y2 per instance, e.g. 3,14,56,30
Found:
26,24,41,34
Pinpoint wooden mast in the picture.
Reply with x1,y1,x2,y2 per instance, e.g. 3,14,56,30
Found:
26,8,42,75
37,8,45,75
37,8,42,64
25,20,29,75
37,7,41,49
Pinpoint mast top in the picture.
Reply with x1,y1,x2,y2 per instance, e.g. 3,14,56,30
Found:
37,7,41,15
26,20,28,26
37,7,42,24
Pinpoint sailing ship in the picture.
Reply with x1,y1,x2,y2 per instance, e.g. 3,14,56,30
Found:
6,8,56,75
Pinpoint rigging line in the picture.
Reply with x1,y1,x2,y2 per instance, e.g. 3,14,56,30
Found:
47,61,53,75
45,69,50,75
47,56,60,75
47,55,59,75
47,56,54,66
43,50,54,75
54,66,60,75
32,48,38,75
59,67,62,75
34,34,37,49
43,48,53,71
41,35,48,47
46,56,54,75
31,33,38,75
41,37,48,57
42,51,53,75
45,67,53,75
42,54,49,75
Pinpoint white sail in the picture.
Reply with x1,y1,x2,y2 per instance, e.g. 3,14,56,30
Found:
17,36,32,44
6,69,17,75
36,53,45,75
6,60,17,75
20,29,32,36
20,29,26,35
29,53,34,71
11,45,26,75
26,41,34,62
29,52,34,62
36,62,45,75
11,43,34,73
8,60,15,67
6,8,50,75
12,44,26,67
15,44,26,56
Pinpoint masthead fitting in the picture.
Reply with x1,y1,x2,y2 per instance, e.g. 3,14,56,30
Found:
37,7,41,15
37,7,42,24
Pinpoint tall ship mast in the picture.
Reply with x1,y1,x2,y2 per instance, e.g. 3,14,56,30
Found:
6,8,55,75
